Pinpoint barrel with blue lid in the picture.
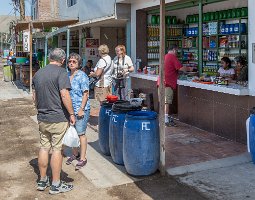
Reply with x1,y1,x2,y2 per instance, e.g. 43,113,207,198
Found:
98,101,114,156
123,111,160,176
109,101,141,165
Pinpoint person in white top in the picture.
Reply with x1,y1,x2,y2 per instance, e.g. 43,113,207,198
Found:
217,56,235,80
112,45,134,100
89,44,112,104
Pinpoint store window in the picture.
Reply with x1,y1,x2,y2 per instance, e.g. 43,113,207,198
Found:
67,0,77,7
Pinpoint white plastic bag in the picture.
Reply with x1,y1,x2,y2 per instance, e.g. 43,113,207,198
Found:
62,126,80,147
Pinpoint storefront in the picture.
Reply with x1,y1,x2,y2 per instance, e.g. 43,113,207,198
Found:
127,0,254,143
14,19,78,88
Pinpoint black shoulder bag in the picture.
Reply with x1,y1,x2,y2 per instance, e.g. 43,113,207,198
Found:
89,58,111,88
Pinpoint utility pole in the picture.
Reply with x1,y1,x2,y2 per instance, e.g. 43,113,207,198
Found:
159,0,166,176
0,33,2,55
20,0,25,21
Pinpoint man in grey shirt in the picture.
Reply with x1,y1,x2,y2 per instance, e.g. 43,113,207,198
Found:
32,48,75,194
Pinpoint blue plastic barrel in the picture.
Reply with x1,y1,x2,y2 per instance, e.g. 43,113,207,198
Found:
249,108,255,163
123,111,160,176
98,101,113,156
109,101,141,165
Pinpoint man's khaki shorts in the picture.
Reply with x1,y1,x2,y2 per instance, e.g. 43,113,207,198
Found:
165,87,174,104
94,86,112,102
158,87,174,104
39,121,69,151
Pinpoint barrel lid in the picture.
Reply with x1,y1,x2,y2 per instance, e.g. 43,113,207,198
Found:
101,101,114,107
250,107,255,115
112,101,141,113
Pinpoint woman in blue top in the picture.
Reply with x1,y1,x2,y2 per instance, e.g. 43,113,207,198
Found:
66,53,90,170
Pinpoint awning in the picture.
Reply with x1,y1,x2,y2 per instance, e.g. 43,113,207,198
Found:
68,15,127,28
15,19,78,32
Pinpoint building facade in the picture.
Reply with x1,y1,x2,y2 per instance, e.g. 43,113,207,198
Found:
31,0,59,20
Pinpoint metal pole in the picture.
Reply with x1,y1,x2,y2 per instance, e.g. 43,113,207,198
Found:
29,22,33,93
198,0,203,75
44,38,47,66
66,28,70,68
159,0,166,176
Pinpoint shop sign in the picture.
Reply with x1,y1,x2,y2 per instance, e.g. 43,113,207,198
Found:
23,31,30,52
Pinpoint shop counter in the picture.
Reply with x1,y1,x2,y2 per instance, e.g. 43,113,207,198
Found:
129,73,158,82
130,73,159,111
178,80,254,144
177,80,249,96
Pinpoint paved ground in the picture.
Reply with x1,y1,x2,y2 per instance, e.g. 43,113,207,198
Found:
0,62,207,200
177,161,255,200
3,60,255,200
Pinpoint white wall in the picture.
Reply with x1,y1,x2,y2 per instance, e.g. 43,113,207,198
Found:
58,0,115,21
248,0,255,95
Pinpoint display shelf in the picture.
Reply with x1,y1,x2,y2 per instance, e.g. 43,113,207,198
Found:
182,47,198,49
218,33,248,36
146,8,248,76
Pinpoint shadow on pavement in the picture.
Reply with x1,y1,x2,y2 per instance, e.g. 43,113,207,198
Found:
108,174,208,200
12,80,29,92
88,115,98,128
29,157,74,183
88,140,111,159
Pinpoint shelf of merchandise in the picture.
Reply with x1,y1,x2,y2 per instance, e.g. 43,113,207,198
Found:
145,9,248,76
147,23,184,74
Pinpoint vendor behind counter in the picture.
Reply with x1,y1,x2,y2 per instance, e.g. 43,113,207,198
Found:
234,55,248,85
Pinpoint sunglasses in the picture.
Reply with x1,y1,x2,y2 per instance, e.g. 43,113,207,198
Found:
68,60,78,64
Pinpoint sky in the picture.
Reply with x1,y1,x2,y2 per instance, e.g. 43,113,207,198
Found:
0,0,32,16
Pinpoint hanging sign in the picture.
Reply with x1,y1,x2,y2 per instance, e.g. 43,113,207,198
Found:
23,31,30,52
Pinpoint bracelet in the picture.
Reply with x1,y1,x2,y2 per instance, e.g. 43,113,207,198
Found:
70,113,75,116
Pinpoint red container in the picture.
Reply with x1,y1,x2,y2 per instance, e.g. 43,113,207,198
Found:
106,95,118,103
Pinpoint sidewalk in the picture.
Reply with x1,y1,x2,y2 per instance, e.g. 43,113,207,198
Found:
0,63,32,100
2,60,255,199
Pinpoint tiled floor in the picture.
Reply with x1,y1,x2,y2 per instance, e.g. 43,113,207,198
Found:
165,121,247,169
90,102,247,169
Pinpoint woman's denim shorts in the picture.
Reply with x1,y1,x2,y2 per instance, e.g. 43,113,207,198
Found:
75,109,90,136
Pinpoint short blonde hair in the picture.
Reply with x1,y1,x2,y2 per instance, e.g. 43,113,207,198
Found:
115,45,126,56
98,44,109,55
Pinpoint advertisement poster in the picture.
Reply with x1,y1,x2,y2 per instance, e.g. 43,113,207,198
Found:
82,38,100,67
85,38,99,48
